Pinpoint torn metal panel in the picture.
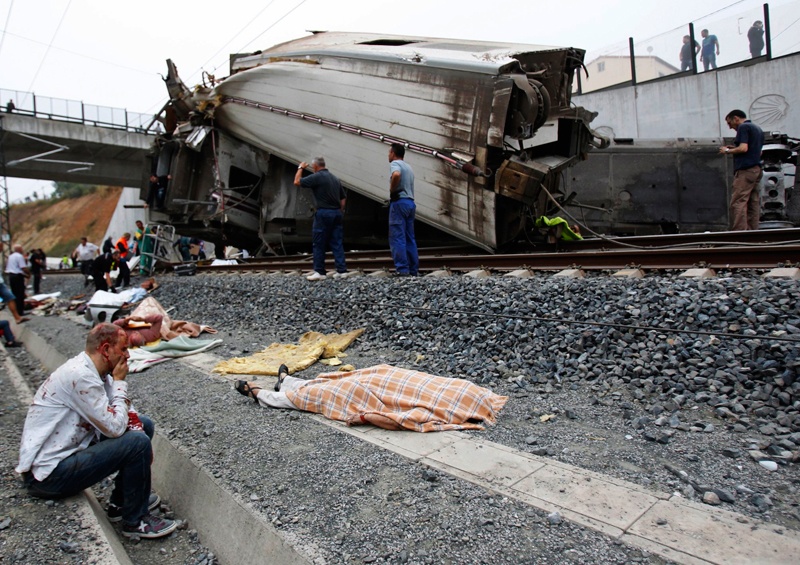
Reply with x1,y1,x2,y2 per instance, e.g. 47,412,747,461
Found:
152,31,602,252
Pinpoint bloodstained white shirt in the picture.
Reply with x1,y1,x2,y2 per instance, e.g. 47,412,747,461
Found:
16,352,130,481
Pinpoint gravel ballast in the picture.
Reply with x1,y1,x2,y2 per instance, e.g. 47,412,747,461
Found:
4,270,800,564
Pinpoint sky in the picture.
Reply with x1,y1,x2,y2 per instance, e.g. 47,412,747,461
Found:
0,0,794,202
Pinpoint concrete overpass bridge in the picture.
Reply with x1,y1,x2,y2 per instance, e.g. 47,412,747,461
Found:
0,90,156,187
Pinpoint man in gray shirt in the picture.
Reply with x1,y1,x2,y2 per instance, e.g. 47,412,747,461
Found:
294,157,347,281
388,144,419,276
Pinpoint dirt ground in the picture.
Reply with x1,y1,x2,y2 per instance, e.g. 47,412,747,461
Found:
8,186,121,257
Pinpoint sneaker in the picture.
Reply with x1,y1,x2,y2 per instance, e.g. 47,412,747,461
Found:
121,513,177,539
332,271,348,279
107,493,161,523
306,271,327,281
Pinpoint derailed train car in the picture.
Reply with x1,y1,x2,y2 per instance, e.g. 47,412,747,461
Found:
144,31,608,252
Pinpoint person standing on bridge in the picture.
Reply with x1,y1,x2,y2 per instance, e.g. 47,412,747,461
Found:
720,109,764,231
679,35,700,72
700,29,720,71
294,157,348,281
388,143,419,276
748,20,765,58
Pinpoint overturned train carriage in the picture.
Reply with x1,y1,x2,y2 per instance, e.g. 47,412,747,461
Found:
145,31,607,252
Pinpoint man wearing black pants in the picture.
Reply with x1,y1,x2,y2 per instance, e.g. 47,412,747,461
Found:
92,250,129,292
5,245,30,315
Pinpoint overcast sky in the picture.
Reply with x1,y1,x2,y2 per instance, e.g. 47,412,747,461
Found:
0,0,793,201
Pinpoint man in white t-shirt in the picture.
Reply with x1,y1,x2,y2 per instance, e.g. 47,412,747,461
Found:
73,237,100,286
5,244,30,316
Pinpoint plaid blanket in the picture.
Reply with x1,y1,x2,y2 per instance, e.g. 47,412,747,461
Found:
285,364,508,432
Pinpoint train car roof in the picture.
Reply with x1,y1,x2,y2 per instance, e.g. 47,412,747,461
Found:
230,31,572,75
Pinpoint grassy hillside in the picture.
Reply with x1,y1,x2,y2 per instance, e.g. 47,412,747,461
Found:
8,186,122,257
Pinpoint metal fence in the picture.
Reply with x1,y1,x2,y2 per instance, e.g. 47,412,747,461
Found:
0,88,162,135
576,0,800,94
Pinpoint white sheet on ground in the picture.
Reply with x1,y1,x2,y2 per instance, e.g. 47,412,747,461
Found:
31,292,61,301
128,337,223,373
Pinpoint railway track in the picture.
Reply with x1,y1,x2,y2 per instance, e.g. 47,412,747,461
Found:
194,229,800,273
45,229,800,276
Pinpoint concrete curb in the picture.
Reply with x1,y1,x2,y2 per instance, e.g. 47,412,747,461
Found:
151,435,310,564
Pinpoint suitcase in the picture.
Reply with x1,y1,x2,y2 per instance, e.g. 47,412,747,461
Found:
174,263,197,276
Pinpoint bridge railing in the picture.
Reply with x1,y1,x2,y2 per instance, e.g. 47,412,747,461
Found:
575,0,800,94
0,88,162,135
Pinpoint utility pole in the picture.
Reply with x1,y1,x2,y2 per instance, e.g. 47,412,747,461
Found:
0,116,12,264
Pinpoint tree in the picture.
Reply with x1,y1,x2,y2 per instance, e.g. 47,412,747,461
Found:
50,182,99,199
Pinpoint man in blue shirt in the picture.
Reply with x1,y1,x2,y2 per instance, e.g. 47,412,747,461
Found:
388,144,419,276
294,157,347,281
700,29,720,71
720,109,764,230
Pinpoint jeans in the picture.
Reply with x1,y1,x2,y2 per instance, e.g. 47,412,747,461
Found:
389,199,419,275
312,208,346,275
25,416,154,526
0,282,15,304
702,54,716,71
0,319,16,342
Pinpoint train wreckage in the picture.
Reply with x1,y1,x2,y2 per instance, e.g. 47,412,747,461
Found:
143,31,609,253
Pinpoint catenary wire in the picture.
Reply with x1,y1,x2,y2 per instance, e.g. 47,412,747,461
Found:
0,30,160,76
0,0,14,61
23,0,73,103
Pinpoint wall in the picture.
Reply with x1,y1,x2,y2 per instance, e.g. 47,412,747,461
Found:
574,52,800,139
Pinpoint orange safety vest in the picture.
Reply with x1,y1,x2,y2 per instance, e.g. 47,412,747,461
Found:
116,237,130,259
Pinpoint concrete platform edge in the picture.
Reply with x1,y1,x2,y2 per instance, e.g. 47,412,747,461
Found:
151,435,311,565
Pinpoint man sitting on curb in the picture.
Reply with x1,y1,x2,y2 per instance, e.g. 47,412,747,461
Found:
16,323,176,539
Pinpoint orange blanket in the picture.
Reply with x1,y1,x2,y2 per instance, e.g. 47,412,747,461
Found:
285,364,508,432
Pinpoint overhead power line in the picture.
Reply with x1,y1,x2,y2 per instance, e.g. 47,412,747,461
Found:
0,29,160,76
0,0,14,61
24,0,73,99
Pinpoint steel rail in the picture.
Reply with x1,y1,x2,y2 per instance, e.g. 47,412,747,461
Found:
195,244,800,273
559,228,800,250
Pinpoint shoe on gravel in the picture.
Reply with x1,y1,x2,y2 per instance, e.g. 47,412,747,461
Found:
107,493,161,523
306,271,327,281
121,513,177,539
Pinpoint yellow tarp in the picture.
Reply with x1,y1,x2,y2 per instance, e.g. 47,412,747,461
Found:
213,328,365,376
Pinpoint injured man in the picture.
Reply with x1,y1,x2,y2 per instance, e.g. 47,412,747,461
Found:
235,364,507,433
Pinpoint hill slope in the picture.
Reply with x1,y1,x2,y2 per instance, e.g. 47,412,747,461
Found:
8,186,122,257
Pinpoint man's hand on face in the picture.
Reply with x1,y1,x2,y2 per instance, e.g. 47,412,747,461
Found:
112,354,129,382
